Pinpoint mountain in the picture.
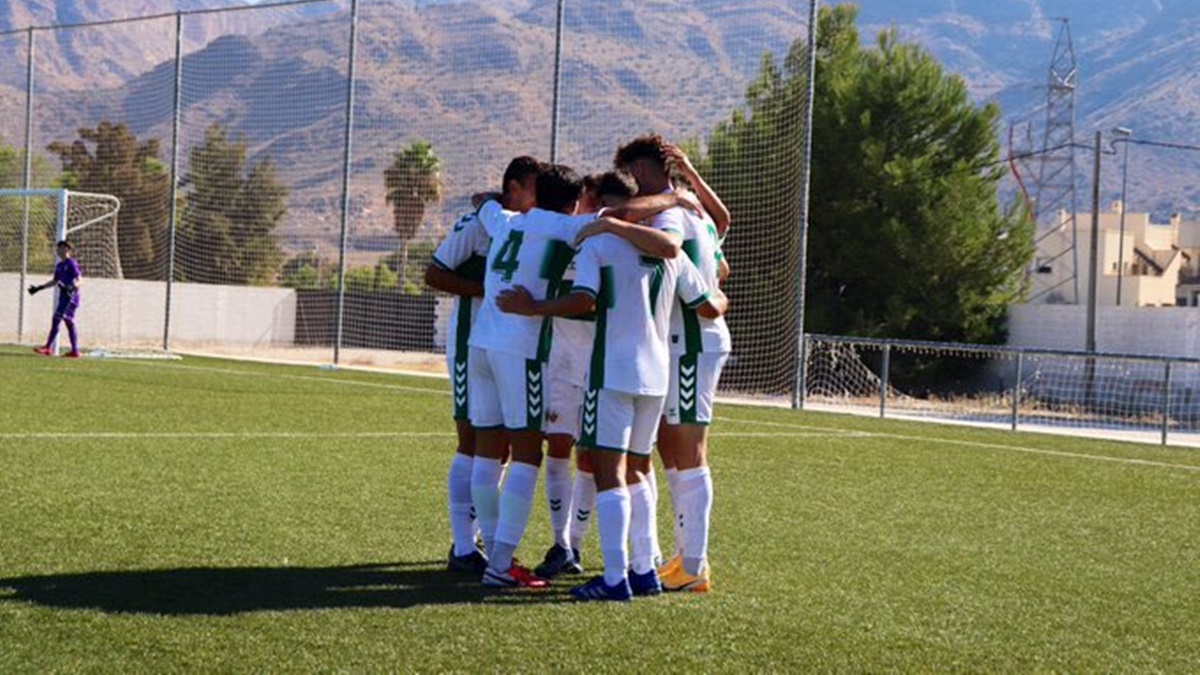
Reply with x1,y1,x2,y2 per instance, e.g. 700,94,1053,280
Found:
3,0,1200,247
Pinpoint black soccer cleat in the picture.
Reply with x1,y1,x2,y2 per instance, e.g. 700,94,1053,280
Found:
447,544,488,575
534,544,584,578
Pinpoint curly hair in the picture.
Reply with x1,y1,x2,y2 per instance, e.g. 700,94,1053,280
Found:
613,134,669,170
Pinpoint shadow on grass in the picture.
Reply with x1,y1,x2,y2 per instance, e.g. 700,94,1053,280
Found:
0,561,573,615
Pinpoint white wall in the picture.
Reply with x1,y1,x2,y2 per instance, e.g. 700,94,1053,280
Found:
0,273,296,348
1008,303,1200,357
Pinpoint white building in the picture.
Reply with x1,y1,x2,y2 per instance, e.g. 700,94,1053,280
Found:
1030,202,1197,307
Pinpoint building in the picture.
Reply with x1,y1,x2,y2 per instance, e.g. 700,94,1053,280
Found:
1031,202,1198,307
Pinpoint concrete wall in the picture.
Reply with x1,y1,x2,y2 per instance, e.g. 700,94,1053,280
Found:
1,273,296,348
1008,303,1200,357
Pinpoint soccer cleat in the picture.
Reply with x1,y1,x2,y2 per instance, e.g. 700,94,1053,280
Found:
628,568,663,597
534,544,584,578
656,553,682,578
660,560,711,593
33,347,52,356
482,563,549,589
569,575,633,602
63,351,81,359
447,544,488,575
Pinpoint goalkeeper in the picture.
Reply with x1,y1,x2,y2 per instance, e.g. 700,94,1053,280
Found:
28,240,83,358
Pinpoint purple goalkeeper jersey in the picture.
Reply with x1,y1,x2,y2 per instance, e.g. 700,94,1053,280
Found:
55,258,81,295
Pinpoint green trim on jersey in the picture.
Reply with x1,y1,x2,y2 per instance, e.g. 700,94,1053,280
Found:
684,292,711,310
536,240,581,357
679,238,704,353
640,255,666,316
587,266,615,391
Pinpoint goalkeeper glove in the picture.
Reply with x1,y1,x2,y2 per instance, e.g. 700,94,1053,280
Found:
27,284,40,295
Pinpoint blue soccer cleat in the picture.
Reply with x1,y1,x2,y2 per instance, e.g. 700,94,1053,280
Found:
628,568,663,597
569,575,633,602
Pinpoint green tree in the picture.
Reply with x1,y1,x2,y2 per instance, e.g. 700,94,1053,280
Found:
0,137,58,273
177,124,286,286
384,140,441,285
47,121,170,280
698,4,1033,391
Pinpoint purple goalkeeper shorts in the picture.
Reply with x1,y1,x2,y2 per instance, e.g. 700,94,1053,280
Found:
55,292,79,320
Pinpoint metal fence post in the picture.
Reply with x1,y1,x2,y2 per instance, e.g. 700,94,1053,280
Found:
548,0,566,163
18,27,36,342
1011,352,1023,431
1161,360,1172,446
879,343,890,419
791,0,819,410
163,12,184,352
333,0,361,366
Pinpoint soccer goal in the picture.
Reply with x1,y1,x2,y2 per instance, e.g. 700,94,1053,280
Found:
0,188,121,349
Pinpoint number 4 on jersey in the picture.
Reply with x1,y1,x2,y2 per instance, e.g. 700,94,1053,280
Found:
491,230,524,281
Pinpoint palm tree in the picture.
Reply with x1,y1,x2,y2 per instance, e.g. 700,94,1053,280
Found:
383,140,441,287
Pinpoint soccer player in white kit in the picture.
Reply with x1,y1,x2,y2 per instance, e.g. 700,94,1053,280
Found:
533,171,641,579
615,135,732,593
497,226,727,601
425,156,543,575
470,164,689,588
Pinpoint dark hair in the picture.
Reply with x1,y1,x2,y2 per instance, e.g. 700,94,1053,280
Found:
501,155,545,197
56,240,72,250
613,134,668,170
535,164,584,214
590,171,637,204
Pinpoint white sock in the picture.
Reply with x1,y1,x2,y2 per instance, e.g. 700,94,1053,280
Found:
544,456,572,548
676,466,712,576
595,487,631,587
627,481,656,575
448,453,476,557
665,467,684,558
644,468,663,565
470,457,503,559
568,470,596,553
491,461,540,572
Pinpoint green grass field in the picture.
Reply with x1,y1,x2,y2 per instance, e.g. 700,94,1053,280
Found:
1,346,1199,672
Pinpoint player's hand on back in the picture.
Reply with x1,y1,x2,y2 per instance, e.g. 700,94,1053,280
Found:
472,191,502,208
496,285,537,316
675,190,702,217
573,219,609,247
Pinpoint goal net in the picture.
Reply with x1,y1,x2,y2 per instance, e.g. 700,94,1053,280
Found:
0,189,122,349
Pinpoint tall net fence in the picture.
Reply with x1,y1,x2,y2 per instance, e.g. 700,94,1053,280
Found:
0,0,809,398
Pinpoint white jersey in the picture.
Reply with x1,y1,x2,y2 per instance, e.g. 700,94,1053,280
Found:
651,197,732,355
431,210,490,360
469,199,595,360
571,233,711,396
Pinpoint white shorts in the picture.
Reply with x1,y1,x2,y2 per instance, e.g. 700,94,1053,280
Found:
579,387,665,457
545,318,593,437
467,347,545,432
664,352,728,426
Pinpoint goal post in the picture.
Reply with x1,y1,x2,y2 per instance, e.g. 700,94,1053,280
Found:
0,188,121,349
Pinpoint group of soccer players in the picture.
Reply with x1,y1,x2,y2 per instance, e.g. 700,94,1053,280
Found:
425,135,730,602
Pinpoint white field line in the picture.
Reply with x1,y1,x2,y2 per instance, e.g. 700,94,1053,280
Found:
123,360,450,396
716,415,1200,473
0,431,456,440
52,358,1200,471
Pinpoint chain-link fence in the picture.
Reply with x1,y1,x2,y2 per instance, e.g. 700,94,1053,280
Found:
804,333,1200,447
0,0,809,400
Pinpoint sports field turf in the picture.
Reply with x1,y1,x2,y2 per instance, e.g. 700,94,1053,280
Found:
1,346,1198,671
